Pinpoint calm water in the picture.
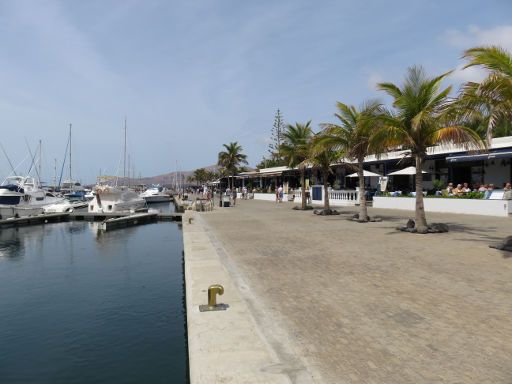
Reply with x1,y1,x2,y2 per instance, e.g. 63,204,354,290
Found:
0,204,187,384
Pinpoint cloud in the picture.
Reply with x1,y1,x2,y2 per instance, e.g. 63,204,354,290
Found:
366,72,383,91
444,25,512,51
444,25,512,83
450,64,487,84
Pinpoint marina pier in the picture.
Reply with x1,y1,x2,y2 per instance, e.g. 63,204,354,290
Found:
0,211,182,229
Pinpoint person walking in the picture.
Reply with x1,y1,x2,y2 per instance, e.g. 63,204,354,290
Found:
277,185,284,203
232,188,237,206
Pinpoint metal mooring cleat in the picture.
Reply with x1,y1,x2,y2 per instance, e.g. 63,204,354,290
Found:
199,284,228,312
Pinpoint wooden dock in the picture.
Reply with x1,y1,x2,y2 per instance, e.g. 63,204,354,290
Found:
0,213,69,228
69,211,182,222
0,211,182,229
69,211,131,221
157,213,183,221
98,212,158,231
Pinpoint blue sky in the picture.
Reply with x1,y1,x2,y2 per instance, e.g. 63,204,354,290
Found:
0,0,511,183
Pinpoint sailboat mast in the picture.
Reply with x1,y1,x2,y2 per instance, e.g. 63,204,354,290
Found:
53,158,57,190
123,117,127,187
128,154,131,188
38,139,42,185
69,124,72,181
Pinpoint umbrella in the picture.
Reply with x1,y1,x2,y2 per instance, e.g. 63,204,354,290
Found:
346,170,382,178
387,166,427,176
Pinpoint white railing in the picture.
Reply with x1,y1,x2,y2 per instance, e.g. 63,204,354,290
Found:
251,187,361,206
329,189,358,202
290,187,359,206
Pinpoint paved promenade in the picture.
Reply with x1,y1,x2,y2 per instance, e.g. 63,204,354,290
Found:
200,200,512,384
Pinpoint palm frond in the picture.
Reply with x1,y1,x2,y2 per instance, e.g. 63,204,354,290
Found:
463,46,512,77
428,125,485,151
377,82,402,100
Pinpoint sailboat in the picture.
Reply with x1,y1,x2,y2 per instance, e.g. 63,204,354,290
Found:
87,118,146,214
0,143,64,219
58,124,86,198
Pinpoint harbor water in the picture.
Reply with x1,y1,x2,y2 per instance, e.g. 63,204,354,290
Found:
0,203,187,384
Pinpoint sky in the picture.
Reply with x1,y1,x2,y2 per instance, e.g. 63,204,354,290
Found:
0,0,511,184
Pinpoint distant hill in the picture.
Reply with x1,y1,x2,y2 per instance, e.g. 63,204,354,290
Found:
93,164,255,187
137,164,222,186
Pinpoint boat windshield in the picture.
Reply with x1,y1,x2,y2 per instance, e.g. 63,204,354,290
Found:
2,176,24,186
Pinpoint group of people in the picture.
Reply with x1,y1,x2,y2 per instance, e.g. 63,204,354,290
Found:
222,186,251,206
446,182,512,199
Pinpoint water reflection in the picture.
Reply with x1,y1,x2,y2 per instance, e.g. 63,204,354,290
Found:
0,228,23,259
0,221,187,383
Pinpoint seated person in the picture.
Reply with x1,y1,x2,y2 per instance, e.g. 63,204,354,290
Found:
504,182,512,200
446,182,454,195
484,184,494,199
478,184,488,192
452,184,463,196
462,183,471,193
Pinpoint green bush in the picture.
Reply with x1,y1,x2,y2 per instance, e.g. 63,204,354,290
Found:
432,179,444,190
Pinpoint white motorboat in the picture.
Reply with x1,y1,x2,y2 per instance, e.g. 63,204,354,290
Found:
0,176,65,219
43,196,88,213
60,179,86,196
88,185,147,213
84,189,94,200
140,185,171,203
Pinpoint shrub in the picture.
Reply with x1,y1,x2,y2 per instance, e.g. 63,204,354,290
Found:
432,179,444,190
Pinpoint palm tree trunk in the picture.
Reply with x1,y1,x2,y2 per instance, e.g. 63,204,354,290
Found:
300,169,306,210
357,158,368,221
486,111,494,147
415,155,428,229
323,167,330,211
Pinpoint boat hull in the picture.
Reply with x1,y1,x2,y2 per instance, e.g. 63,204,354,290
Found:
143,195,171,203
44,201,88,213
88,187,147,213
0,206,44,219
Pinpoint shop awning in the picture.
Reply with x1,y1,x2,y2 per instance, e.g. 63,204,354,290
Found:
387,166,427,176
259,172,284,177
446,150,512,163
346,170,382,177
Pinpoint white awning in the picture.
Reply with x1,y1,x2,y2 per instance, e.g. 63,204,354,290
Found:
346,170,382,178
387,166,427,176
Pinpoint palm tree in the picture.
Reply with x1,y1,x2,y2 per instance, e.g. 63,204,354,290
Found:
193,168,208,186
307,135,343,212
280,121,313,210
217,142,248,190
316,101,383,221
457,46,512,145
375,66,483,231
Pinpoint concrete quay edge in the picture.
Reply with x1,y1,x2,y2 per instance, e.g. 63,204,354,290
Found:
183,211,296,384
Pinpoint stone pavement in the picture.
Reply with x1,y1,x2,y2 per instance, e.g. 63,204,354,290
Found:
199,199,512,384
